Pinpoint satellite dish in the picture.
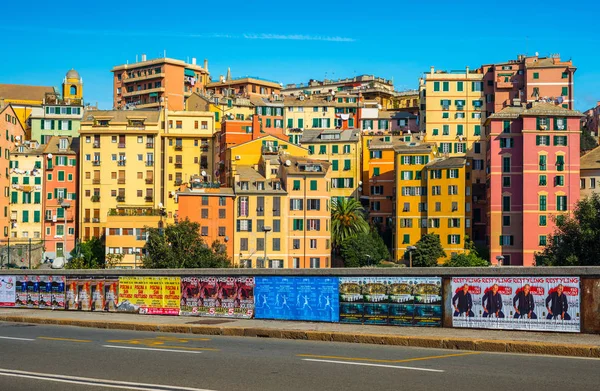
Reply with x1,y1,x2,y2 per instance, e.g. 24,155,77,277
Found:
358,181,363,186
224,236,229,242
52,257,65,269
47,153,53,159
201,170,207,176
285,160,291,167
170,191,176,196
15,136,21,141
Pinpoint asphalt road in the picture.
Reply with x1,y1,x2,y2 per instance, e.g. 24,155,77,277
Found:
0,322,598,391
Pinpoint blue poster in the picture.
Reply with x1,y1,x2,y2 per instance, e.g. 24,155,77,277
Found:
254,277,339,322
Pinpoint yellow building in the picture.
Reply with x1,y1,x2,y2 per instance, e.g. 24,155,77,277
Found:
300,128,361,200
394,146,472,262
392,90,419,112
9,141,45,241
185,93,254,131
162,110,215,222
79,110,163,264
0,84,55,132
62,69,84,103
420,67,486,183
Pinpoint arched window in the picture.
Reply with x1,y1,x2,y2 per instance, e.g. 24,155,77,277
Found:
70,85,77,95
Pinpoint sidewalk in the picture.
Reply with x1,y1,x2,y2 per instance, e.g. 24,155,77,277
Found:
1,308,598,358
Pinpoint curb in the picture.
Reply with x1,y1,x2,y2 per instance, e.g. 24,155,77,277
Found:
1,315,598,358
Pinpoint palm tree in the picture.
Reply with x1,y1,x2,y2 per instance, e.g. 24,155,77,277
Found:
331,197,370,247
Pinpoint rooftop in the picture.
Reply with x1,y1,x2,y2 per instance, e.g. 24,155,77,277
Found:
206,76,282,89
426,157,466,169
0,84,55,103
282,155,331,175
487,103,584,122
82,110,161,123
393,141,436,154
111,57,207,73
580,146,600,170
42,136,78,155
300,128,360,143
368,135,405,150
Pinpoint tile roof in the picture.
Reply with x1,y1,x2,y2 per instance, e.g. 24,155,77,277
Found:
368,135,405,150
300,128,360,143
522,103,583,117
42,136,78,155
393,141,436,154
0,84,54,103
426,157,466,169
580,146,600,170
81,110,161,123
282,155,331,174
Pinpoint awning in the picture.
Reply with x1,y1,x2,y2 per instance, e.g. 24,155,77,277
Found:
184,69,196,77
149,92,158,97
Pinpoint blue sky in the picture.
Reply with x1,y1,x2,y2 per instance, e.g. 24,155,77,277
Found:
1,0,599,110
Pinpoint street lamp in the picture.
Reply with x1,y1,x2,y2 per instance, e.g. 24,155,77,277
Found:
262,226,272,268
406,245,417,268
496,255,505,267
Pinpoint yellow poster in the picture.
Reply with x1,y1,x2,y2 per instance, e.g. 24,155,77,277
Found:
117,277,180,315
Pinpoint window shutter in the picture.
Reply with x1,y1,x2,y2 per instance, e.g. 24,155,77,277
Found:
58,121,62,130
424,156,429,164
68,121,72,130
448,235,451,245
536,118,540,129
236,221,240,232
499,236,503,246
410,156,415,164
40,120,44,130
453,143,457,153
51,120,55,130
510,236,514,246
248,220,252,232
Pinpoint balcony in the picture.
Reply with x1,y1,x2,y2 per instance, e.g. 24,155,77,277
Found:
117,160,126,166
92,179,100,184
145,196,154,202
91,195,100,202
190,181,221,189
118,143,126,148
145,178,154,184
122,72,165,84
45,215,53,221
92,160,101,166
108,207,164,217
92,218,100,223
174,145,183,151
145,161,154,167
116,195,125,202
174,179,183,186
200,146,209,153
121,87,165,98
93,142,101,148
146,143,154,149
174,162,183,168
84,218,90,223
117,179,126,184
496,80,514,89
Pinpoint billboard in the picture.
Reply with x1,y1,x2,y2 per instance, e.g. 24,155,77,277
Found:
117,277,180,315
15,275,40,308
339,277,442,327
254,277,339,322
91,278,119,312
451,277,580,332
0,276,16,307
39,276,66,310
180,276,255,318
66,278,92,311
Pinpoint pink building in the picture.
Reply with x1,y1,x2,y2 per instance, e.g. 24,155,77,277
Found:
583,102,600,137
486,102,582,266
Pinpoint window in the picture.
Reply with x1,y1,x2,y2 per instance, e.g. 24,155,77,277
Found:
536,135,550,146
561,87,568,96
443,125,449,135
539,155,547,171
457,81,463,92
448,235,460,245
503,176,511,187
449,218,461,228
539,215,547,226
442,81,449,92
556,155,565,171
502,196,511,212
240,238,248,251
293,219,304,231
310,180,317,191
539,195,547,211
499,235,514,246
533,72,539,79
557,195,567,211
400,218,412,228
555,175,564,186
474,143,481,154
474,125,481,136
502,157,510,173
433,82,440,92
500,138,514,148
448,185,458,195
539,175,547,186
554,136,568,146
429,218,440,228
503,216,511,227
539,236,547,246
310,258,320,269
592,178,597,189
432,186,441,196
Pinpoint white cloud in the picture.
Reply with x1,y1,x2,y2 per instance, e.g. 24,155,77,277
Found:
242,33,355,42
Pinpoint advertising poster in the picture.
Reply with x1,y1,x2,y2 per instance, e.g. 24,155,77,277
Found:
91,278,105,312
66,278,78,310
451,277,581,333
254,277,339,322
0,276,16,307
339,277,442,327
16,275,41,308
104,278,119,312
117,277,180,315
39,276,53,309
50,276,66,310
181,276,255,318
66,277,92,311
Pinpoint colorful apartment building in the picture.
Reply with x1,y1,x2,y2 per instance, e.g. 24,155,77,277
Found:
163,111,216,222
186,93,254,131
0,84,54,133
0,105,26,238
205,71,282,98
42,137,78,260
252,97,284,133
391,90,420,115
177,186,235,258
580,146,600,199
481,54,576,115
78,110,162,243
9,141,45,242
300,128,361,200
394,145,471,262
486,102,582,266
111,56,209,110
582,101,600,137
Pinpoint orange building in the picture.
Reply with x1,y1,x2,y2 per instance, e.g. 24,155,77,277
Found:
42,136,78,260
251,97,284,133
111,55,209,110
205,71,281,98
0,105,26,238
177,186,235,258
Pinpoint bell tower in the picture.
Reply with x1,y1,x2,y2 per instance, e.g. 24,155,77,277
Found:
62,69,83,102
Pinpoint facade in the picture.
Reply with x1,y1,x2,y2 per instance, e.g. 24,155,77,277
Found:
582,102,600,137
391,90,420,115
481,54,576,115
580,146,600,199
0,84,54,131
78,110,162,242
252,97,284,133
9,141,45,242
42,137,78,260
177,187,235,258
205,72,281,98
0,105,26,238
486,103,582,266
301,128,361,200
185,93,254,131
111,56,209,110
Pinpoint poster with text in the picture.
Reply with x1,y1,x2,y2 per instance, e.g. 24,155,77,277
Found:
39,276,53,309
15,275,40,308
339,277,442,326
0,276,16,307
39,276,66,309
66,278,92,311
181,276,255,318
451,277,580,333
117,277,180,315
254,277,339,322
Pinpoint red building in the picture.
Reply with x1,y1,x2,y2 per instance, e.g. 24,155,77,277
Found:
42,136,78,260
486,102,582,266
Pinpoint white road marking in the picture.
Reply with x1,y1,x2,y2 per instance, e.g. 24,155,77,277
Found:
0,336,35,341
0,368,216,390
302,358,445,373
103,345,204,354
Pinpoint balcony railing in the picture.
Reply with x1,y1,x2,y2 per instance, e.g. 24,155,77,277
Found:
117,179,126,184
145,196,153,202
146,143,154,149
92,218,100,223
116,195,125,202
92,160,101,166
174,179,183,186
84,218,90,223
174,145,183,151
190,181,221,189
145,161,154,167
118,143,126,148
174,162,182,168
91,195,100,202
145,178,154,184
117,160,126,166
93,142,100,148
92,179,100,184
108,207,163,217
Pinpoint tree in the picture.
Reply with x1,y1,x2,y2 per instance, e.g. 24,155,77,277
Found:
410,234,446,267
535,193,600,266
143,219,231,268
67,237,105,269
581,129,598,153
331,197,369,247
340,229,390,267
443,253,489,267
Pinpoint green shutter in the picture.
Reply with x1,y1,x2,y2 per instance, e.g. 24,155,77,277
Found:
34,192,40,204
58,120,62,130
50,120,55,130
22,211,29,223
298,118,303,128
34,211,40,223
536,118,540,129
332,145,338,154
293,180,300,190
287,119,293,128
40,120,45,130
332,160,338,171
11,192,17,204
310,180,317,191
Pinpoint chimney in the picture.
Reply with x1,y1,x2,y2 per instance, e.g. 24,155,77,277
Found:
141,54,147,62
466,66,470,73
219,75,224,83
430,66,435,75
192,57,196,65
204,59,208,72
252,115,261,139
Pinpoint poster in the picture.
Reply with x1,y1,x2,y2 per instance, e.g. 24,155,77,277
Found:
254,277,339,322
117,277,180,315
339,277,442,327
66,278,92,311
180,276,255,318
451,277,581,332
0,276,16,307
38,276,66,310
15,275,40,308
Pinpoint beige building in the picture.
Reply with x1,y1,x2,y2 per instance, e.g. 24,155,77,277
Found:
580,146,600,198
